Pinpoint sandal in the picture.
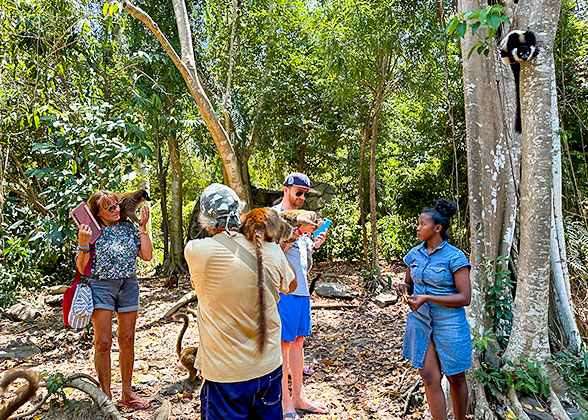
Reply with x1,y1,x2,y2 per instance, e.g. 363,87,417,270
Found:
295,402,328,415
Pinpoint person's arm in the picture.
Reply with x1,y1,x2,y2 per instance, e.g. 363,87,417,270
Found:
311,221,328,254
396,266,414,297
287,260,298,294
407,267,471,311
76,224,92,274
280,227,302,251
137,205,153,261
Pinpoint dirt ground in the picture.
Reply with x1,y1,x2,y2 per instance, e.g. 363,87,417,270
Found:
0,261,436,420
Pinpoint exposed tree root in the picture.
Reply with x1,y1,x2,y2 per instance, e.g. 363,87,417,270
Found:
153,399,171,420
492,385,578,420
549,388,571,420
11,374,121,420
163,290,197,319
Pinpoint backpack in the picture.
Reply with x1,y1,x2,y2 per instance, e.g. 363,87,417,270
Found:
63,248,94,328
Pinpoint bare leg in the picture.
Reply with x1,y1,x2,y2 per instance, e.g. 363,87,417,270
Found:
291,336,327,413
418,341,446,420
281,340,295,414
116,311,143,403
92,309,113,399
447,372,467,420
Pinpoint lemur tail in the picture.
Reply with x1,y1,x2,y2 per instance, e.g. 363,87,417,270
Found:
512,62,522,133
0,369,40,420
254,230,268,354
173,313,189,358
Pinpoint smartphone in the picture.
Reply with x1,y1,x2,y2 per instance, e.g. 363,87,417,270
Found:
313,218,332,237
71,202,102,244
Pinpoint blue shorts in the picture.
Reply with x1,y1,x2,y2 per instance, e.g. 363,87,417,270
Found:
200,366,282,420
278,294,312,342
89,276,139,313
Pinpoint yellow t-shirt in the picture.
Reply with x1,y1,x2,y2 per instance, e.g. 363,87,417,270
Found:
184,232,295,383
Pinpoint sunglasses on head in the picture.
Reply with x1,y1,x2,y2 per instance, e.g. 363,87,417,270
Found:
104,202,120,213
295,190,310,198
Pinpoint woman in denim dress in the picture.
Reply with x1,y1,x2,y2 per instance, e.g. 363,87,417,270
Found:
76,190,153,410
396,199,471,420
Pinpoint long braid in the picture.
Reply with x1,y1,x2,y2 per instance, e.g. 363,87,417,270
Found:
254,229,268,354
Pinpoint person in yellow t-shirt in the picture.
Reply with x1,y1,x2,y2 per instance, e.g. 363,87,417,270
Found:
185,183,296,420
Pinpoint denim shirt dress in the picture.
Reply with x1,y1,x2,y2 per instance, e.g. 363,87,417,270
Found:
402,241,472,375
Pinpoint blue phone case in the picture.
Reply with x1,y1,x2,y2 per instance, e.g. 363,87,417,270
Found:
313,219,332,237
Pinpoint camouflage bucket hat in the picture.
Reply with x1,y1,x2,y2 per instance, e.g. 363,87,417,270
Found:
199,183,244,232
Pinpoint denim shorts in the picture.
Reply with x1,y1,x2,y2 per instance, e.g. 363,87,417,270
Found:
278,294,312,342
200,365,282,420
88,275,139,313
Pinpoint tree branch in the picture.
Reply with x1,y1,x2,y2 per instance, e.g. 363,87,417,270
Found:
222,0,240,135
122,1,189,80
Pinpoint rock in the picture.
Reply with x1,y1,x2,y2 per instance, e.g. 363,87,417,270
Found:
44,294,63,307
520,396,554,420
0,337,41,360
374,293,398,308
484,348,503,370
136,373,158,384
4,302,40,322
314,282,357,300
351,338,375,347
161,382,185,396
47,285,68,295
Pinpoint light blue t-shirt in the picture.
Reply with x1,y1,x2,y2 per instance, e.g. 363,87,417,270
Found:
272,204,313,296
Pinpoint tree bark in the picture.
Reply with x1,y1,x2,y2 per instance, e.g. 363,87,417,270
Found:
167,131,186,274
459,0,576,415
503,0,562,366
369,83,384,272
358,110,371,267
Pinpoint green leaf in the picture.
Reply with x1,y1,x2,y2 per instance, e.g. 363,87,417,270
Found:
487,14,500,29
471,22,481,36
468,10,481,20
456,22,466,38
446,17,459,35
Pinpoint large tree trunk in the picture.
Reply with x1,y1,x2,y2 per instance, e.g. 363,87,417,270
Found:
358,111,371,267
167,131,186,273
369,87,384,272
460,0,578,416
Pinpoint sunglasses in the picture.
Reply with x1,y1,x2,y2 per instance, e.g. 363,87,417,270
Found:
295,190,310,198
104,202,120,213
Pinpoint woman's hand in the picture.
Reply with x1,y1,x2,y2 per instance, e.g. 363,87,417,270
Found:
407,294,428,311
139,204,150,228
396,282,412,297
78,224,92,247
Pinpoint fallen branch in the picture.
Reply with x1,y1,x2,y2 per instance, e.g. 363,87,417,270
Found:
402,376,422,418
311,303,358,310
163,290,198,319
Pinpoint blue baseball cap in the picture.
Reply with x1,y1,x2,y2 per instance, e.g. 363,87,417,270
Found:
283,172,318,193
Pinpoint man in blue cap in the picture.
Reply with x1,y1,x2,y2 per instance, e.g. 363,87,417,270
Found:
272,173,329,418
